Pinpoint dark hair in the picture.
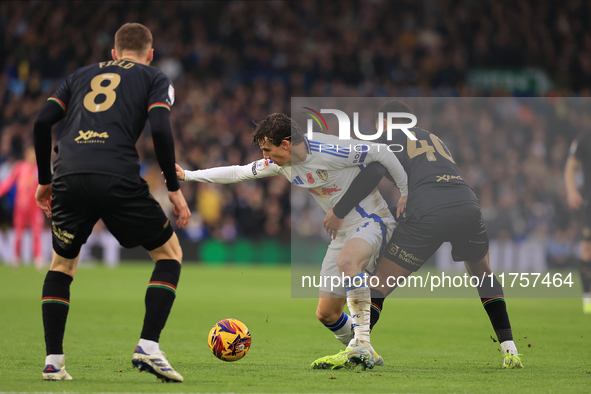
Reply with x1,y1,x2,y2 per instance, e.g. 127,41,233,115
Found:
114,23,152,54
252,113,303,147
375,100,412,122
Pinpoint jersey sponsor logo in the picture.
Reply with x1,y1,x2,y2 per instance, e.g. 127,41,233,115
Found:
168,84,175,106
436,174,463,183
308,184,342,198
316,169,328,181
388,244,399,256
306,172,315,184
388,244,424,268
75,130,109,144
252,162,257,175
52,223,75,244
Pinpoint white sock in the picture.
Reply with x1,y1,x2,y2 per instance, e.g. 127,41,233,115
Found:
500,340,518,356
324,312,353,346
345,274,371,343
583,293,591,306
45,354,65,367
138,339,159,354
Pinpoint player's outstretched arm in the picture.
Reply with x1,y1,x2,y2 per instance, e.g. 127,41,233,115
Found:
33,100,67,218
181,159,281,184
565,155,583,210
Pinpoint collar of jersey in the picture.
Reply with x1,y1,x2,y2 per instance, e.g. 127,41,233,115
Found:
303,136,312,155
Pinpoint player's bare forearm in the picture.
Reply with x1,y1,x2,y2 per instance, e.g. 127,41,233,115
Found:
168,189,191,228
565,156,579,193
565,156,583,210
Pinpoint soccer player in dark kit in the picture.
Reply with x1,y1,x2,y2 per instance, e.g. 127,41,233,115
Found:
565,133,591,314
313,100,523,370
33,23,190,382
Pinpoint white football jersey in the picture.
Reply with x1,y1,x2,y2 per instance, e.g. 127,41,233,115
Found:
184,132,408,229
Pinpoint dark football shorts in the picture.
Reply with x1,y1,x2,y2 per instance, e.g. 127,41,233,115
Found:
383,203,489,272
51,174,173,259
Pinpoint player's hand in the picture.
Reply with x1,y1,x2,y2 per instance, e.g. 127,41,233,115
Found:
35,184,52,218
323,208,344,240
567,190,583,210
163,164,186,182
175,163,185,181
168,189,191,228
396,195,407,218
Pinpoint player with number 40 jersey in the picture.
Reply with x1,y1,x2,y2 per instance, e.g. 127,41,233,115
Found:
318,100,523,370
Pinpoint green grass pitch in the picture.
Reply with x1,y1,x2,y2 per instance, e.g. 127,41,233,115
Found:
0,263,590,393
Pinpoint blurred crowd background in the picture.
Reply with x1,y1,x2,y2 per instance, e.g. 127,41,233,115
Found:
1,0,590,267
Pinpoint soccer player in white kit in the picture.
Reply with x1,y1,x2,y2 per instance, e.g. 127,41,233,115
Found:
176,114,408,369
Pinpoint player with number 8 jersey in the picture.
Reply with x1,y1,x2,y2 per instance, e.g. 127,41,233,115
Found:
48,56,173,182
33,23,190,383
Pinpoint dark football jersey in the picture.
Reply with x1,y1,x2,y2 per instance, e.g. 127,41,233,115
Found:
376,127,478,219
48,59,174,182
570,132,591,198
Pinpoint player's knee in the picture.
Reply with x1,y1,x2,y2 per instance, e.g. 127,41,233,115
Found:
315,307,341,325
336,255,356,275
464,252,492,277
173,245,183,263
162,243,183,263
49,252,79,277
148,233,183,263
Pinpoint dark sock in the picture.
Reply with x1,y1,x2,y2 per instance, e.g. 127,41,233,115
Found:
478,275,512,342
580,259,591,293
140,260,181,342
42,271,73,355
370,288,385,331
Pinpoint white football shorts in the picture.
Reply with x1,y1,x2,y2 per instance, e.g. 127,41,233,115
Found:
319,213,396,297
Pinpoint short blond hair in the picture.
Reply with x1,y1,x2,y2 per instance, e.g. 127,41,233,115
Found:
114,23,152,54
